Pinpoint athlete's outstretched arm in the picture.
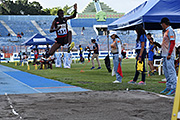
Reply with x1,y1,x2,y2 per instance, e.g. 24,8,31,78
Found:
65,3,77,20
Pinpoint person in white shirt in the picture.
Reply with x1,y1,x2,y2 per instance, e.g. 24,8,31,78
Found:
110,31,123,83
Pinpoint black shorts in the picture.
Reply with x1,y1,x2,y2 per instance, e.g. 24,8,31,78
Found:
55,36,68,46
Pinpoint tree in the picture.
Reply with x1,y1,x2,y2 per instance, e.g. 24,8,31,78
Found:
0,0,50,15
0,1,72,15
44,5,71,15
43,6,61,15
63,5,71,15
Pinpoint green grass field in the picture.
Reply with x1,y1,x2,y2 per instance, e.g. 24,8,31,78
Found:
1,59,166,93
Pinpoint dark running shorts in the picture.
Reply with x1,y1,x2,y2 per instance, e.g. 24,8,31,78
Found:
55,36,68,46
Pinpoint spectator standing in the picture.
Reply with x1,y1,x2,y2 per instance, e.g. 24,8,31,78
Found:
90,38,101,69
85,46,91,61
19,51,23,63
45,43,50,57
160,17,177,95
81,27,85,35
147,33,156,76
31,45,39,65
110,31,123,83
128,25,147,85
79,45,84,63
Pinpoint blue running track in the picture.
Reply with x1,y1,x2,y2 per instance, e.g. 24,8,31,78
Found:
0,65,90,95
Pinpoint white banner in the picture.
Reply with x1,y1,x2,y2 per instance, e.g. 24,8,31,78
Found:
55,52,62,68
63,53,71,68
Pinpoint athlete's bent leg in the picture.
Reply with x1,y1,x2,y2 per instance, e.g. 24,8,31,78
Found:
48,42,61,55
67,31,72,45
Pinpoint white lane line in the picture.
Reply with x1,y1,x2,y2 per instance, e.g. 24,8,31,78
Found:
129,90,174,99
5,93,22,119
0,71,42,93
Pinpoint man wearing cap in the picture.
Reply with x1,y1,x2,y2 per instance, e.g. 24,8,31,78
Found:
90,38,101,69
160,17,177,95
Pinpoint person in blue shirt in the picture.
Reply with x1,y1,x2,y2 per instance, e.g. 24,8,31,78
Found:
147,33,156,76
79,45,84,63
128,25,147,85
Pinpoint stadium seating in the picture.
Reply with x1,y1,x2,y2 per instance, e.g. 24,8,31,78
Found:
1,15,180,52
0,23,9,37
71,18,118,27
5,20,39,37
36,20,53,36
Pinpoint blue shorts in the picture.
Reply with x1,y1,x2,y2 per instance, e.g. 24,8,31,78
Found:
80,54,82,57
148,54,154,61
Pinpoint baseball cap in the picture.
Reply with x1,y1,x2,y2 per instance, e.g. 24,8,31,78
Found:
91,37,96,42
160,17,170,24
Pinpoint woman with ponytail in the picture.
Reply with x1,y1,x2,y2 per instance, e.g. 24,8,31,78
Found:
128,25,147,85
110,31,123,83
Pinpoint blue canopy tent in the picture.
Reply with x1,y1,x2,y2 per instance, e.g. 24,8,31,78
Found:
22,33,55,45
108,0,180,30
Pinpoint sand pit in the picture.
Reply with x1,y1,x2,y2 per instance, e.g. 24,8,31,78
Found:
0,90,173,120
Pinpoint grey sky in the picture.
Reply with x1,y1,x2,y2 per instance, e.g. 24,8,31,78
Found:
28,0,146,13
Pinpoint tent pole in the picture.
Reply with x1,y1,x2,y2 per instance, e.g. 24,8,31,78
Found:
107,30,110,55
143,22,145,29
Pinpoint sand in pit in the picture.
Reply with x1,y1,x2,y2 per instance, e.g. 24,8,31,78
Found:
0,90,174,120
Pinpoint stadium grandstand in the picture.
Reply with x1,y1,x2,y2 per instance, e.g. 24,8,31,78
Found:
1,0,179,58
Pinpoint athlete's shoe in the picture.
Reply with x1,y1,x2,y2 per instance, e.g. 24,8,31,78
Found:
113,80,122,83
97,67,101,69
68,42,75,52
160,88,170,94
138,81,146,85
128,80,136,84
91,67,95,70
166,89,175,95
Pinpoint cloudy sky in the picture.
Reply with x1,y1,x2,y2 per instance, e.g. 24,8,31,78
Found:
28,0,146,13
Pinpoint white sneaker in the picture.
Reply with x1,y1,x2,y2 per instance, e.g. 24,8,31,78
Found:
113,80,121,83
162,78,166,81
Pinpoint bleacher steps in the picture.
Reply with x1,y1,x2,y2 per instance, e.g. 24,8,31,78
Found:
31,20,47,36
94,1,102,12
0,20,16,36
